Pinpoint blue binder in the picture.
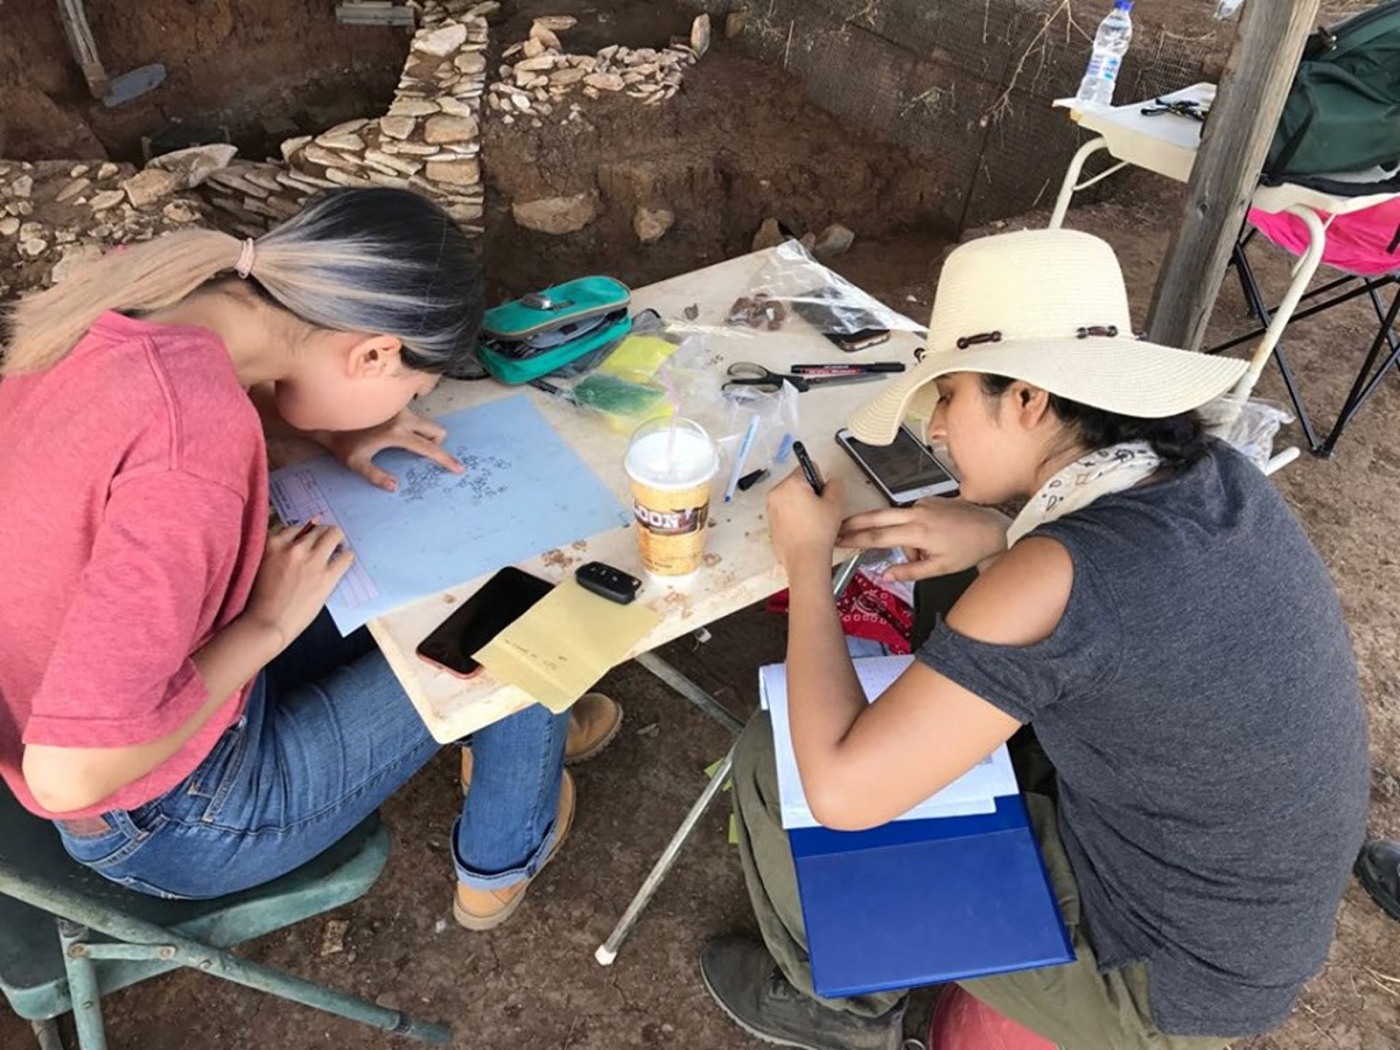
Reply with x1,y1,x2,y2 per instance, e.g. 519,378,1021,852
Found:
790,794,1075,999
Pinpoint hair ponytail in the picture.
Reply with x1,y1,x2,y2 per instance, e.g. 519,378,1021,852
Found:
3,188,483,380
2,229,244,375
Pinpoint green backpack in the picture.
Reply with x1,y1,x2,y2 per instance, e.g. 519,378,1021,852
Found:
1265,0,1400,189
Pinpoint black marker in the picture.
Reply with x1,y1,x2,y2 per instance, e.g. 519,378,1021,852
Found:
791,441,825,496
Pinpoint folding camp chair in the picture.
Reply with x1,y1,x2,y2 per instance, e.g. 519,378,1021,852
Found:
1049,82,1400,464
0,782,450,1048
1213,194,1400,457
1052,0,1400,458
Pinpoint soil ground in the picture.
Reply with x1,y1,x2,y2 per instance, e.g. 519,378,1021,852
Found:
3,2,1400,1049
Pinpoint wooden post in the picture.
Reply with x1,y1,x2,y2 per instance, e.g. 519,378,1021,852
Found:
1145,0,1320,351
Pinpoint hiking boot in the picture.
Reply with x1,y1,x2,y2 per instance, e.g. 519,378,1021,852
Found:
564,691,624,763
1355,839,1400,922
460,693,621,792
699,935,905,1050
452,770,575,931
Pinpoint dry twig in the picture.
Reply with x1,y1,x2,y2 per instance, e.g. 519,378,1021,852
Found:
1365,967,1400,998
983,0,1088,126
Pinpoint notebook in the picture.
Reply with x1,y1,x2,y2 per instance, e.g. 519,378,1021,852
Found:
759,656,1074,997
758,655,1019,828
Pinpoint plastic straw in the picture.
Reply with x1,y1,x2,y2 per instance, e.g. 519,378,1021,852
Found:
658,363,681,471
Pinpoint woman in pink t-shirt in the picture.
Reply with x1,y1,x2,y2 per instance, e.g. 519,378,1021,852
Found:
0,188,608,929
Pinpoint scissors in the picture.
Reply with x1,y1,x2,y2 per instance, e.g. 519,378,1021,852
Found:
723,362,886,394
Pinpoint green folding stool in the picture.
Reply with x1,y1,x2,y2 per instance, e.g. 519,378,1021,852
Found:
0,783,449,1049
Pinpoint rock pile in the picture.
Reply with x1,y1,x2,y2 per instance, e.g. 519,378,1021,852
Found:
0,160,213,298
751,216,857,260
486,13,711,123
198,160,314,239
199,0,491,235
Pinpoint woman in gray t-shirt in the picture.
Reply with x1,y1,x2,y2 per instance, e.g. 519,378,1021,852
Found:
701,229,1369,1050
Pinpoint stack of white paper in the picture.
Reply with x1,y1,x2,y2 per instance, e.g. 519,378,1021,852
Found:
759,655,1020,830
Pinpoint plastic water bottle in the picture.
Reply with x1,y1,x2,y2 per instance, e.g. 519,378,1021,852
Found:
1075,0,1134,107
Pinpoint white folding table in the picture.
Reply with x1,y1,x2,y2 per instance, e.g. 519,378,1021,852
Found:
361,248,922,961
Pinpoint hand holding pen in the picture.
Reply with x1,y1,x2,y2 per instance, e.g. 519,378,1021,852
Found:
792,441,825,495
766,440,844,572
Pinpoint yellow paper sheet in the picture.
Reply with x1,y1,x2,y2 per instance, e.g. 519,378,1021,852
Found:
473,580,662,713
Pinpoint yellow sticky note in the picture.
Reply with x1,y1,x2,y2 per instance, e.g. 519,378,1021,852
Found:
474,579,662,713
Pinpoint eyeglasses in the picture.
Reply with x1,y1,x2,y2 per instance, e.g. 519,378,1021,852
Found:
1140,98,1208,123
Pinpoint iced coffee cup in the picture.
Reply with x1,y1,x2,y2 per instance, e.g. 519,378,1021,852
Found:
624,417,719,580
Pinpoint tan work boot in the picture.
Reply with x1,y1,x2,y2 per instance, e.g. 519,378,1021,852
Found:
452,769,575,931
564,691,624,763
459,692,622,793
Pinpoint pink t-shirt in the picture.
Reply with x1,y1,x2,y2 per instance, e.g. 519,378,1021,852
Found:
0,311,267,819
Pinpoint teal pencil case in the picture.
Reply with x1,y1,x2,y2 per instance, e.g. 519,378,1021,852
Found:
479,276,632,385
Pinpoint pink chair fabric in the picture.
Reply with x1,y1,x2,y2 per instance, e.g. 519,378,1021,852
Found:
1247,196,1400,277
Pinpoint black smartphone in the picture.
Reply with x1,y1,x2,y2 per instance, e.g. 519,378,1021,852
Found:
415,567,554,678
835,425,959,506
826,327,891,352
789,289,891,352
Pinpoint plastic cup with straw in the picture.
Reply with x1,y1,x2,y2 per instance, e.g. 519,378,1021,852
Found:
624,407,719,581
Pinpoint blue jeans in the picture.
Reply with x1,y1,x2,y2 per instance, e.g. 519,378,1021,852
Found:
56,612,569,899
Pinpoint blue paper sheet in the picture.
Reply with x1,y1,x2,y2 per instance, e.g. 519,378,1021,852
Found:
269,395,630,633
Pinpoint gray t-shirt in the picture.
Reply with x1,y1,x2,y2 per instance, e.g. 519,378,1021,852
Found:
916,442,1369,1037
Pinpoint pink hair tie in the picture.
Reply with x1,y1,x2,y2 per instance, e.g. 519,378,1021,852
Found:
235,238,257,279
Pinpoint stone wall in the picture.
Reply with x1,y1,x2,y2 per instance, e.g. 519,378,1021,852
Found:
683,0,1231,230
0,4,742,296
201,0,491,236
0,0,494,298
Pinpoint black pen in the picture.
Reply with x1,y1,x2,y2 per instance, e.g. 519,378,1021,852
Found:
791,441,825,496
529,377,579,405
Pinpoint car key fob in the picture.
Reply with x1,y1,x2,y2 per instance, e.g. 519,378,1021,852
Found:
575,561,641,605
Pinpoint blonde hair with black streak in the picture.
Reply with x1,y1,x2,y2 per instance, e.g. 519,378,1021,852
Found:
2,188,484,378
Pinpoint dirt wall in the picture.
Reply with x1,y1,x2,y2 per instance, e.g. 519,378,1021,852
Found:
680,0,1234,230
0,0,409,162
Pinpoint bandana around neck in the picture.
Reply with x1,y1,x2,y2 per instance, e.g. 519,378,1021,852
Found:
1005,441,1162,547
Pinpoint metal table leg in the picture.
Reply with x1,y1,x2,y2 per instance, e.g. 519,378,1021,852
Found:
595,747,735,965
596,557,864,965
634,651,745,734
1048,138,1118,229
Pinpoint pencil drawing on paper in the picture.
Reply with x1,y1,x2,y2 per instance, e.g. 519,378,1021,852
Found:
270,394,629,633
398,450,512,504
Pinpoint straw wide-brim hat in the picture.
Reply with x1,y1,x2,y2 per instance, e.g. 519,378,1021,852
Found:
847,228,1249,445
